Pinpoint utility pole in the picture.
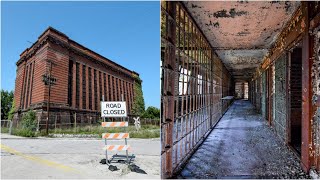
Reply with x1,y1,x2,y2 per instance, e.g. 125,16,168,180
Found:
42,60,56,135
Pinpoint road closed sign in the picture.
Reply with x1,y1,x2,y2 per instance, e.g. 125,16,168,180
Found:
101,101,127,117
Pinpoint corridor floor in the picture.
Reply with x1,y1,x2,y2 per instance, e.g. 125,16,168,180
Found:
177,100,310,179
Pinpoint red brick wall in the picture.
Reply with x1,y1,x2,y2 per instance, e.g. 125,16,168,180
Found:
14,27,138,115
14,63,25,110
46,43,69,105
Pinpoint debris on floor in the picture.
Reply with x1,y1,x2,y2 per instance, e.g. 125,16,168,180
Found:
177,100,311,179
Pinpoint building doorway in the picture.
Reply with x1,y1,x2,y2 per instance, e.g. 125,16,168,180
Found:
288,43,302,155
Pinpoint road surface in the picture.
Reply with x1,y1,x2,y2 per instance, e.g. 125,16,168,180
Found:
1,134,160,179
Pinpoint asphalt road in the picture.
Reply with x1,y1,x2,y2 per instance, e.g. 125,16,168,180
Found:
1,134,160,179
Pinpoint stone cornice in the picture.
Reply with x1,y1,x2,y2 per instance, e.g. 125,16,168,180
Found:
16,27,139,79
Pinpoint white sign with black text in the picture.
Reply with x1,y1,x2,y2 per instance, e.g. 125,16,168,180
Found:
101,101,127,117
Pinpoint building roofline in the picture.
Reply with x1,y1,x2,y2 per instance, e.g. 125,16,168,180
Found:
18,26,139,77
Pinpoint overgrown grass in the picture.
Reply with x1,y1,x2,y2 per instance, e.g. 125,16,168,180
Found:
49,125,160,138
13,129,37,137
1,127,9,133
1,125,160,138
1,127,37,137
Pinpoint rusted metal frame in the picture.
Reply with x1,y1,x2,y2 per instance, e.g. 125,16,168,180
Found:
180,13,186,159
161,1,176,178
173,1,218,176
301,1,313,173
162,1,234,177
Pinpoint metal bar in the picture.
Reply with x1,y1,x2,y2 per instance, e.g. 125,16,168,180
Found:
301,1,312,173
122,94,129,164
102,95,108,164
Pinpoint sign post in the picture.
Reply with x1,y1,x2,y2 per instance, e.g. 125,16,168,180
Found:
102,95,108,164
101,94,130,165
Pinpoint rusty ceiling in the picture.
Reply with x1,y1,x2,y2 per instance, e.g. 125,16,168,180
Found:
184,1,300,80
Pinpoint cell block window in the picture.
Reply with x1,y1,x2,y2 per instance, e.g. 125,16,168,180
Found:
198,74,203,95
178,67,191,95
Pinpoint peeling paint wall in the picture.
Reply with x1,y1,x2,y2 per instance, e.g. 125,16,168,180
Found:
312,25,320,172
274,54,287,141
183,1,299,81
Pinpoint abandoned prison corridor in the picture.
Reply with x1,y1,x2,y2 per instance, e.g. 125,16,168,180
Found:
176,100,309,179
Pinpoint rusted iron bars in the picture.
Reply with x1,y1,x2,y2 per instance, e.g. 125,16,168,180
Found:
161,1,234,178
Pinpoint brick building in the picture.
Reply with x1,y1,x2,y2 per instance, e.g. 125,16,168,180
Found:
13,27,141,127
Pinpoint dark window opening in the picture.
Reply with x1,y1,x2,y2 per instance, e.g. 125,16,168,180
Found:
68,60,73,106
82,65,86,108
25,64,32,108
289,45,302,155
103,73,107,100
94,69,97,110
76,63,80,108
88,67,92,110
108,75,111,101
116,78,119,100
99,71,102,102
112,76,116,101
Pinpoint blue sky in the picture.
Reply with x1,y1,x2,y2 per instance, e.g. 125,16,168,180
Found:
1,1,160,108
